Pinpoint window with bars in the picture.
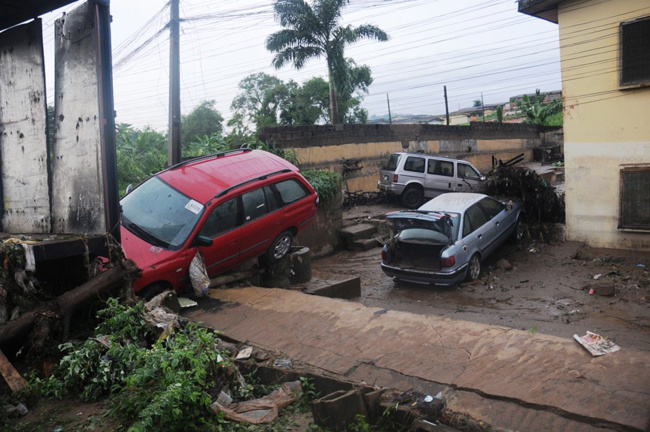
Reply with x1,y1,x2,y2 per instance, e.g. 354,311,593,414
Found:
620,16,650,86
619,165,650,231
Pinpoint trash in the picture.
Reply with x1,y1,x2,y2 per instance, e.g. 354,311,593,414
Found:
189,251,210,297
528,247,538,254
211,380,302,424
216,391,233,406
273,358,292,369
593,274,602,280
236,346,253,360
177,297,198,309
589,288,595,295
423,395,433,403
637,264,646,268
3,403,28,417
573,331,620,356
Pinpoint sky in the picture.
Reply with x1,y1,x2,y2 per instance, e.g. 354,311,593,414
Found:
38,0,563,131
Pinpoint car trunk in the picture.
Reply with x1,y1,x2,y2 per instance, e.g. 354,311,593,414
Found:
379,154,401,187
390,239,446,271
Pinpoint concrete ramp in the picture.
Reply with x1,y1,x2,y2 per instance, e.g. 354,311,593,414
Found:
184,287,650,432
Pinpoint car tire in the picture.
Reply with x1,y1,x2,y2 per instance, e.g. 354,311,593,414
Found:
511,218,525,243
465,254,481,282
267,230,293,262
401,187,423,209
138,283,167,301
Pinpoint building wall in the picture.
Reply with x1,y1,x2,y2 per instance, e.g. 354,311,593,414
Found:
558,0,650,250
260,123,560,193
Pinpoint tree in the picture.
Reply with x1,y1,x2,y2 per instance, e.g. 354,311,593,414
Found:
520,89,563,126
231,73,290,130
473,99,482,108
181,100,224,148
266,0,388,124
496,106,503,123
115,123,167,194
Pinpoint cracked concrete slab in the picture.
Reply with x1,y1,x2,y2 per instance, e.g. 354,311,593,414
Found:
184,287,650,431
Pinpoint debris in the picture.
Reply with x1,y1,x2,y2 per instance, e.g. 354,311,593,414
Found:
216,390,233,406
594,284,615,297
209,269,259,288
273,358,292,369
235,346,253,360
637,264,646,268
528,247,538,254
0,348,27,392
177,297,198,309
574,331,620,356
189,251,210,297
4,403,28,417
593,274,602,280
497,259,513,271
589,289,595,295
211,380,302,424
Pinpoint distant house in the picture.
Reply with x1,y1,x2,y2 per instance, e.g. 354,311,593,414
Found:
519,0,650,250
368,115,444,125
509,90,562,110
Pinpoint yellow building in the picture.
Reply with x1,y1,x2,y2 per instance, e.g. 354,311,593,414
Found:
519,0,650,250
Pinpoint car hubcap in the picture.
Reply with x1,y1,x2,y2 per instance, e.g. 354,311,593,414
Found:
274,236,291,259
470,257,480,280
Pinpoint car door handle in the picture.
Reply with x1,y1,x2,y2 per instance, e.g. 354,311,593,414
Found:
458,184,463,187
448,183,451,188
478,234,483,239
495,221,500,226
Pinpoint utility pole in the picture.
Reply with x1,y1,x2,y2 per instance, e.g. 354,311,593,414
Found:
168,0,181,166
443,86,450,125
386,93,392,125
481,92,485,122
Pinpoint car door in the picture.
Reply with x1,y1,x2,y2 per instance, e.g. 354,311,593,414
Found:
196,197,242,278
424,159,455,198
238,185,282,261
461,203,491,256
455,162,482,192
477,197,508,256
274,177,314,231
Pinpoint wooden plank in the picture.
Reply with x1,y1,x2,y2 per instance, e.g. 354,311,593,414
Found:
0,348,27,392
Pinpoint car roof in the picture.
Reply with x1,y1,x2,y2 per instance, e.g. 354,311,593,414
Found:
418,193,486,213
157,149,298,204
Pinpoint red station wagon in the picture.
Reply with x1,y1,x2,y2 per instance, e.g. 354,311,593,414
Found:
120,149,318,297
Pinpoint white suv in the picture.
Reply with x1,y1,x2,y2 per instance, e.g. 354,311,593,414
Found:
377,152,484,208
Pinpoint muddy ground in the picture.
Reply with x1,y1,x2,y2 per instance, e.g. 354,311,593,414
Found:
312,204,650,352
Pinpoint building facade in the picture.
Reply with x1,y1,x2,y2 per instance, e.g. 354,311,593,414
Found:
520,0,650,250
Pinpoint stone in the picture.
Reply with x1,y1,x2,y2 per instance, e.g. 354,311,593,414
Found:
497,259,513,271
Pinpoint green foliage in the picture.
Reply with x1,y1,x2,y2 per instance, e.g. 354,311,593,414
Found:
266,0,388,124
116,123,167,194
181,100,224,148
473,99,482,108
496,106,503,123
302,170,342,203
231,73,290,130
35,299,231,431
520,89,563,126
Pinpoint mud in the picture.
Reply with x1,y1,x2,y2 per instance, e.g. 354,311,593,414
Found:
312,204,650,352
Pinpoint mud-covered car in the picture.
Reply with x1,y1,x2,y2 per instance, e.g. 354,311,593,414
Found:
381,193,523,285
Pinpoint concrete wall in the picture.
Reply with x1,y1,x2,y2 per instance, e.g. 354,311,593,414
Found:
260,123,561,193
557,0,650,250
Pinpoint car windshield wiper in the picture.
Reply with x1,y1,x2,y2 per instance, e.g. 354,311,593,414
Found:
122,218,169,248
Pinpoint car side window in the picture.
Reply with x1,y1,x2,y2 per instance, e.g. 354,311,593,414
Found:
479,197,505,220
428,160,454,177
242,188,268,222
263,186,280,213
275,179,308,204
463,204,489,237
458,164,481,180
404,156,425,173
199,198,239,239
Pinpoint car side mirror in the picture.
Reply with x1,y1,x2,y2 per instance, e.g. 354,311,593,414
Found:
125,184,133,195
480,176,486,181
195,235,213,247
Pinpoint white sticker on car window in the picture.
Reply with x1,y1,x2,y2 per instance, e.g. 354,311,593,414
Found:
185,199,203,214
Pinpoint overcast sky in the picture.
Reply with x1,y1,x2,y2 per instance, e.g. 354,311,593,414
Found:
39,0,562,131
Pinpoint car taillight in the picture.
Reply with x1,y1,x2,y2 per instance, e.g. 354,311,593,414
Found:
381,249,387,261
441,256,455,267
393,174,398,183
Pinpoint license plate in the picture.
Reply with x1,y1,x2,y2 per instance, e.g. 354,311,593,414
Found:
383,175,388,180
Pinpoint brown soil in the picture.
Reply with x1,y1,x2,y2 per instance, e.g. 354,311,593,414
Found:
313,204,650,352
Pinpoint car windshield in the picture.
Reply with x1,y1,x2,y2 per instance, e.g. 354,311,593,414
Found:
390,212,460,243
121,177,205,250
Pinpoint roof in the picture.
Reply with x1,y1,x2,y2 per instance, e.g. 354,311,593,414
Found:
517,0,562,23
0,0,78,31
157,149,298,204
419,193,486,213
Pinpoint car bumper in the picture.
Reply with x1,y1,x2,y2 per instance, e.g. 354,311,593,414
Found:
377,181,404,196
381,262,468,286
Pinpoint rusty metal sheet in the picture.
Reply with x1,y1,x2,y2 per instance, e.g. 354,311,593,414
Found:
51,2,107,234
0,19,51,233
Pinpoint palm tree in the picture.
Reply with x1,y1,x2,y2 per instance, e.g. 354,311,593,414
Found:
266,0,388,124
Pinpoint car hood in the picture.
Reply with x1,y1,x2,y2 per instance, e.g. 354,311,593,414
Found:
386,211,454,243
120,224,178,270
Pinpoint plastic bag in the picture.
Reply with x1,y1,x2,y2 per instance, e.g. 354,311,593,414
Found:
189,251,210,297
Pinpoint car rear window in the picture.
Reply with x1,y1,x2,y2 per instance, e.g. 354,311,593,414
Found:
384,154,401,171
404,156,425,173
276,178,309,204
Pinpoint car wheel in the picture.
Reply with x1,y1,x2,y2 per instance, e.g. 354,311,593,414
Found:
267,230,293,262
401,187,423,209
138,283,167,301
465,254,481,282
511,218,525,243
